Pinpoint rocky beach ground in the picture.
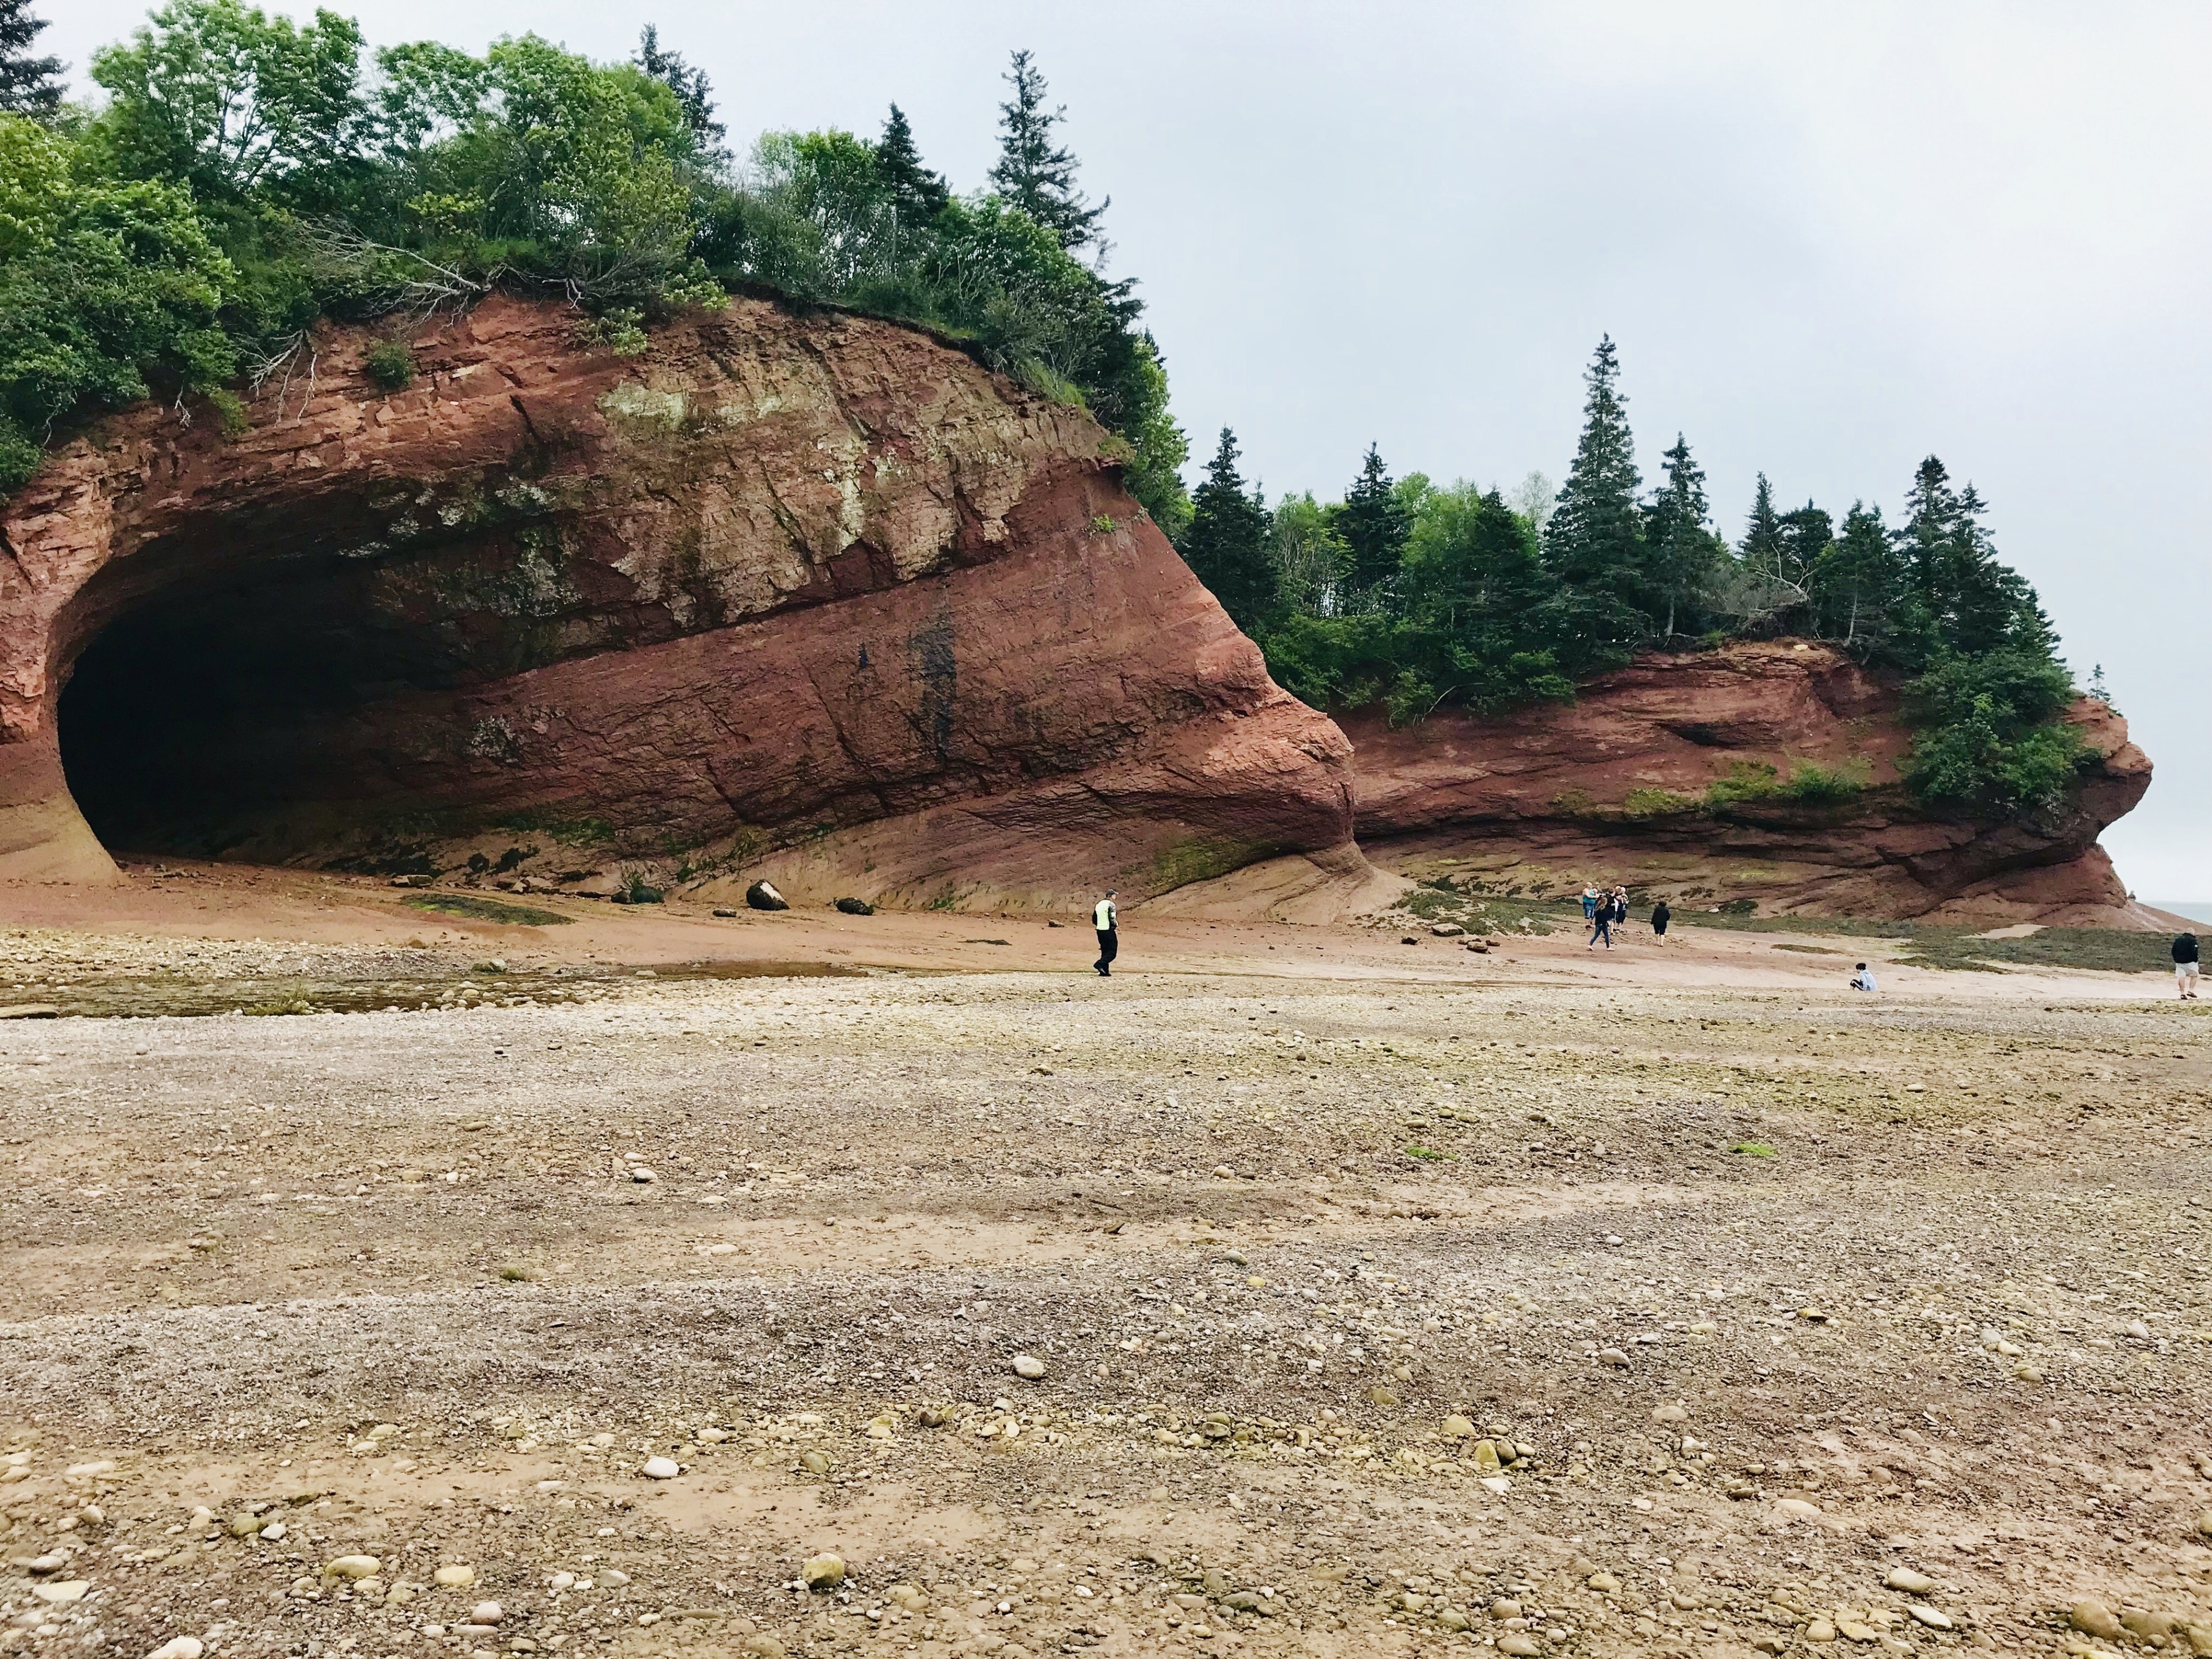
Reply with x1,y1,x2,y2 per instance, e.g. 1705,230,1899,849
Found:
2,870,2209,1659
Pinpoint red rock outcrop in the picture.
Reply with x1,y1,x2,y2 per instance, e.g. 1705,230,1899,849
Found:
1347,641,2155,927
0,297,1355,907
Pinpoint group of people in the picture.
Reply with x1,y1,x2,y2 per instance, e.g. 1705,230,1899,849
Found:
1581,885,1669,948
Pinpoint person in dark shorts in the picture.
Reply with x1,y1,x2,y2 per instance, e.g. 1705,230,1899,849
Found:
2176,932,2200,1000
1094,890,1119,976
1651,899,1671,942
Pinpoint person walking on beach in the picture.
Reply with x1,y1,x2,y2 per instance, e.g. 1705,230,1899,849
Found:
1650,898,1671,942
2176,931,2200,1000
1093,889,1119,977
1588,895,1613,949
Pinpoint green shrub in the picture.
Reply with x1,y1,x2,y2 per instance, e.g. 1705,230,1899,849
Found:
1702,760,1779,809
1622,786,1698,819
1777,756,1869,804
1903,649,2090,813
363,340,415,390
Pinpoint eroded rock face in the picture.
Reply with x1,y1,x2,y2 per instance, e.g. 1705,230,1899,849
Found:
1348,641,2153,926
0,297,1354,905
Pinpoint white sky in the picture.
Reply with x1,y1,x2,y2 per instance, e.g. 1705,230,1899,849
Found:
48,1,2210,902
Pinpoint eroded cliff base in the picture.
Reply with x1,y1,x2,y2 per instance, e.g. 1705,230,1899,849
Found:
1,297,1354,910
1347,642,2157,929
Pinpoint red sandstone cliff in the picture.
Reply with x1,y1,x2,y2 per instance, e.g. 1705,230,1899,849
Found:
0,297,1355,907
1346,641,2154,927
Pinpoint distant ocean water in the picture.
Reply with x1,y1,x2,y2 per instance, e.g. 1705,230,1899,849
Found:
2150,902,2212,925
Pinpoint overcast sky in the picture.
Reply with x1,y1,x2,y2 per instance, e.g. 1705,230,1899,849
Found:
48,1,2210,902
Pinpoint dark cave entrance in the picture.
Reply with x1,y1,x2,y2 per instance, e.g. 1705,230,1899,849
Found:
56,558,469,861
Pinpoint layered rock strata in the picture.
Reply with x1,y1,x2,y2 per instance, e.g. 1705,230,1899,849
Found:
0,297,1355,906
1347,642,2153,927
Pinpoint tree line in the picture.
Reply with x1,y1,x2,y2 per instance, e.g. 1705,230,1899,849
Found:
1179,338,2092,816
0,1,1190,528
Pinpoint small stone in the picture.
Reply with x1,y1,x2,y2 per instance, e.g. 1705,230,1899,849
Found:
469,1601,504,1626
712,908,737,918
1499,1637,1542,1657
1439,1608,1471,1630
0,1004,60,1020
323,1555,380,1580
1838,1620,1879,1643
1774,1498,1822,1521
888,1585,929,1611
1470,1439,1501,1472
1441,1415,1475,1439
144,1642,203,1659
803,1553,845,1590
1908,1606,1953,1630
1652,1404,1688,1423
2194,1511,2212,1538
834,897,874,916
1011,1354,1047,1380
1430,923,1465,937
600,1570,630,1588
629,1167,657,1183
641,1455,680,1479
798,1450,832,1475
1807,1619,1838,1643
33,1582,89,1605
745,881,789,912
2126,1320,2150,1340
1598,1347,1630,1367
548,1573,575,1592
225,1512,262,1537
1586,1573,1621,1594
435,1565,476,1588
740,1639,787,1659
2071,1601,2123,1641
2013,1364,2044,1384
1885,1569,1936,1594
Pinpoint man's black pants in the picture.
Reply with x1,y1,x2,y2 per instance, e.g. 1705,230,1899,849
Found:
1095,929,1118,974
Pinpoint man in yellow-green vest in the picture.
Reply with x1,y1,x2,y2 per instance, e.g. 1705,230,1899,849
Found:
1093,890,1118,977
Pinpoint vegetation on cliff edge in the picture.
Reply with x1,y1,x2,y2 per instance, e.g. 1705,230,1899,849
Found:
0,6,1190,529
1181,338,2097,819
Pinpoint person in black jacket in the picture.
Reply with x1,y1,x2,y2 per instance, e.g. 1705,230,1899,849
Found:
2177,932,2200,1000
1650,899,1671,942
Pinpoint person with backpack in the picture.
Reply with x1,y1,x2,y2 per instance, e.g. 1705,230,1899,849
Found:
2176,932,2200,1000
1650,898,1671,942
1093,890,1119,977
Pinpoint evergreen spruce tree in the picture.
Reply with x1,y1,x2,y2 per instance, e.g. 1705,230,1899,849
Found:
989,50,1108,254
876,104,949,219
1737,473,1785,579
0,0,61,117
1336,445,1411,597
1902,457,2053,658
1642,433,1722,639
1180,428,1277,633
1543,335,1649,653
1810,502,1904,649
635,25,724,147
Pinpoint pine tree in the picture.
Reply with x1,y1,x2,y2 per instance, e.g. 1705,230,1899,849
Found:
0,0,62,118
1543,336,1648,653
1810,502,1904,649
1902,457,2052,658
988,50,1108,254
1179,428,1277,633
635,25,724,147
1738,473,1785,578
1336,445,1410,596
876,104,949,219
1642,433,1721,639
